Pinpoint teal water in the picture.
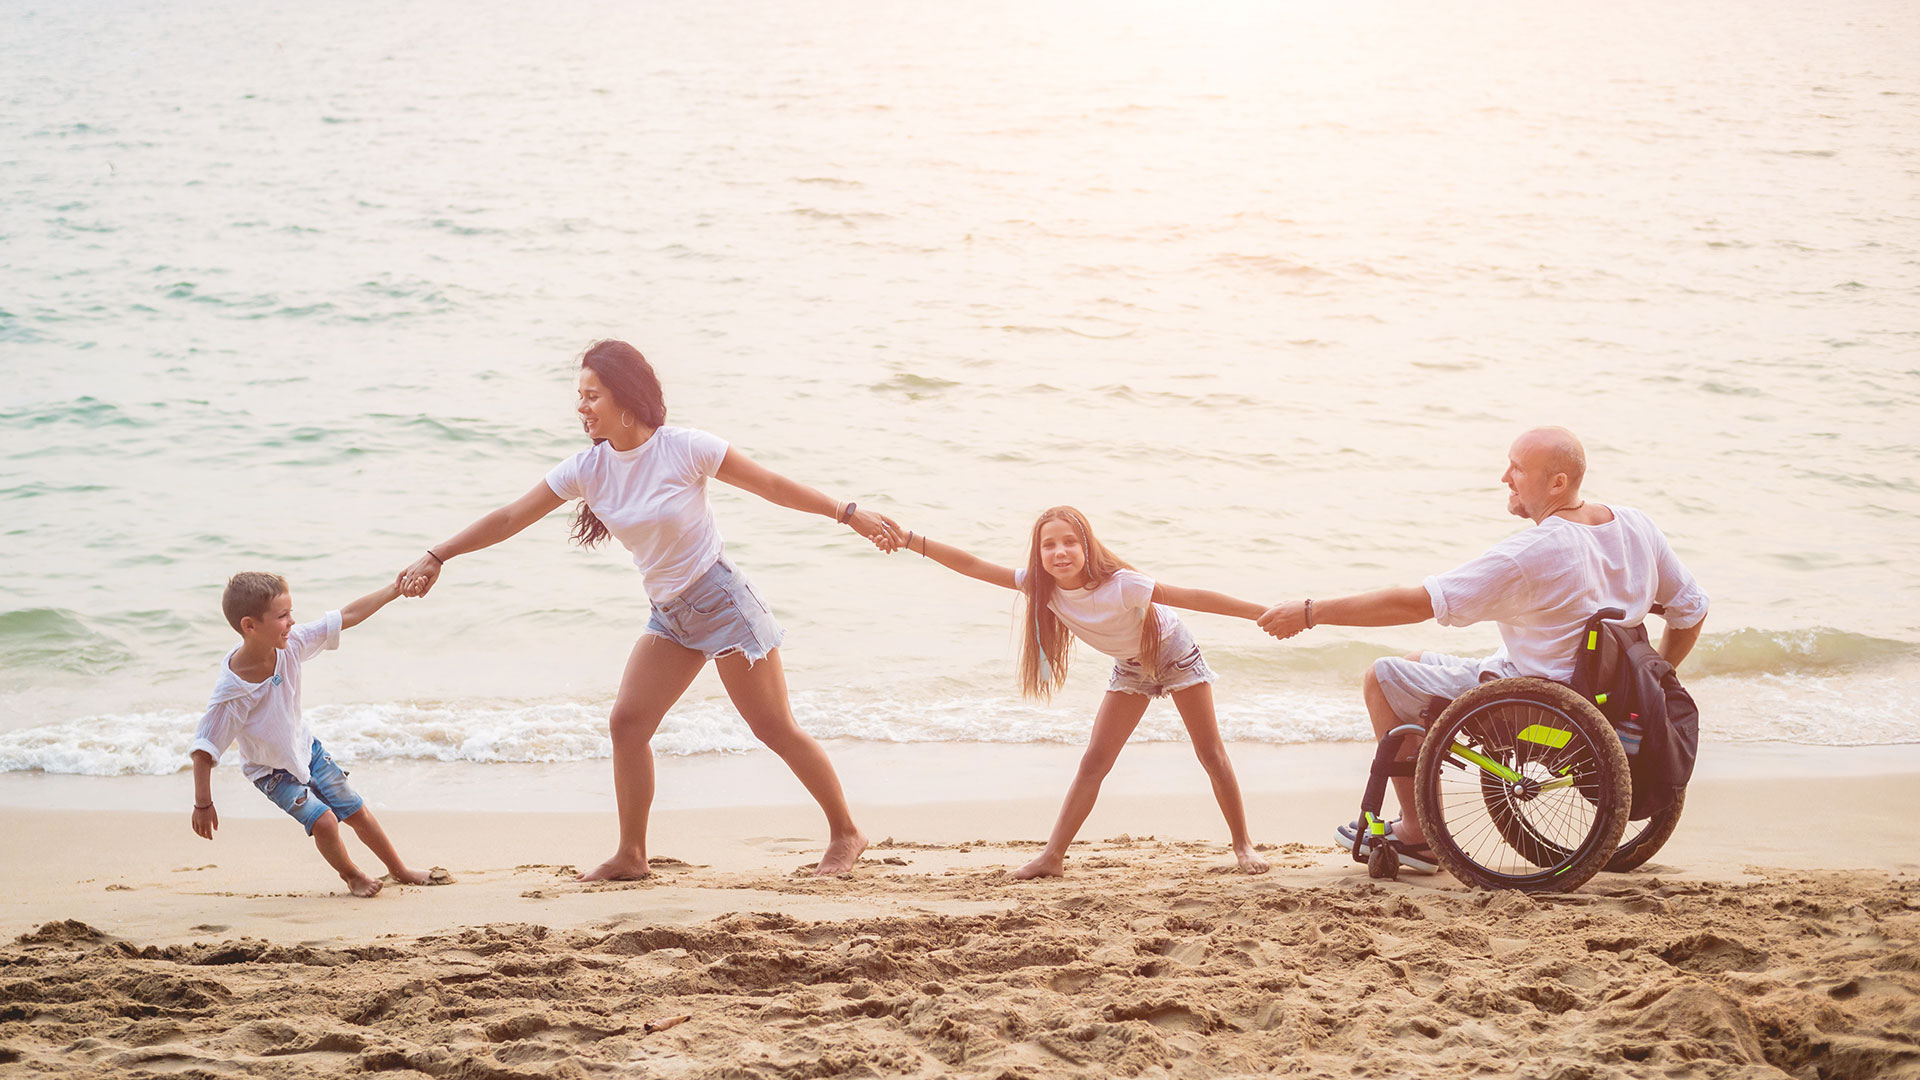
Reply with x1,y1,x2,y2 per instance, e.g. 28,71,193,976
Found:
3,0,1918,772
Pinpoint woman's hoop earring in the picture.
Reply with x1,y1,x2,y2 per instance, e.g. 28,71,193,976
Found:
620,410,635,428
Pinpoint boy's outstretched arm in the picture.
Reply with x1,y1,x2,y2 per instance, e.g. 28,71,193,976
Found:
190,750,218,839
340,581,403,631
1152,583,1267,621
906,533,1019,590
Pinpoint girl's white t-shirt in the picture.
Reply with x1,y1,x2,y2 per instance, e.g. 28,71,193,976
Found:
546,426,731,603
1013,567,1179,660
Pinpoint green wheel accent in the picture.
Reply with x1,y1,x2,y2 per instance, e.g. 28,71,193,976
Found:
1595,692,1609,705
1517,724,1573,749
1449,743,1524,784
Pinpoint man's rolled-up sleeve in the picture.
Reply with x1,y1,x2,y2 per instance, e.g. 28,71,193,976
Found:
1424,550,1528,628
1653,535,1709,629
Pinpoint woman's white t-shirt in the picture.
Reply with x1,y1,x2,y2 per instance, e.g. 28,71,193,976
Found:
1013,567,1178,660
546,426,731,603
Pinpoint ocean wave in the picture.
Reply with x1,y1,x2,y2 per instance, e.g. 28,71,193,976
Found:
3,668,1915,776
0,608,134,676
1686,628,1919,676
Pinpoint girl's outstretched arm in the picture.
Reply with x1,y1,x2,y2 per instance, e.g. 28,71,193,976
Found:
1151,583,1267,621
397,480,566,596
905,533,1020,590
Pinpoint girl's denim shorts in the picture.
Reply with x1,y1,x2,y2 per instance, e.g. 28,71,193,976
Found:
645,556,785,664
1108,618,1216,698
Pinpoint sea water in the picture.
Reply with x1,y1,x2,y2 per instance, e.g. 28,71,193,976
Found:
3,0,1917,779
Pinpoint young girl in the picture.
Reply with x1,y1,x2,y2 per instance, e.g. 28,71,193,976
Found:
897,506,1271,879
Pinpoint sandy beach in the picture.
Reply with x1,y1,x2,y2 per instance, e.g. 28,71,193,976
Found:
4,741,1917,1078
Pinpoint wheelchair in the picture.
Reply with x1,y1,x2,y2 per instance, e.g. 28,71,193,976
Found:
1349,608,1686,893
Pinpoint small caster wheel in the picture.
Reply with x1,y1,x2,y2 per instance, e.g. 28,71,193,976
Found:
1368,844,1400,881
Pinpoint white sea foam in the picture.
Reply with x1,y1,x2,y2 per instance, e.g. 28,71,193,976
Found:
1,674,1912,777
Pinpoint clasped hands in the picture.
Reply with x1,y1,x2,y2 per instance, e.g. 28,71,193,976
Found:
1256,600,1310,641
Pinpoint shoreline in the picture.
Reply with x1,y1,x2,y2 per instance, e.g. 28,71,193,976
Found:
4,739,1918,947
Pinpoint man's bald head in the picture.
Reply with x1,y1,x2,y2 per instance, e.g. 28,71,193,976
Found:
1503,427,1588,521
1515,426,1586,493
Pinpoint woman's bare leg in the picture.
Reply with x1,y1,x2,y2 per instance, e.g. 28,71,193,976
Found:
1170,682,1269,874
1013,691,1152,880
577,634,708,882
713,648,867,875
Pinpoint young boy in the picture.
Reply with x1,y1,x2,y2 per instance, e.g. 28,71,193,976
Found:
189,571,432,897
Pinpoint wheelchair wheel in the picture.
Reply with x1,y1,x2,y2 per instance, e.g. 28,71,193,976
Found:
1414,678,1631,893
1482,752,1687,873
1606,789,1685,872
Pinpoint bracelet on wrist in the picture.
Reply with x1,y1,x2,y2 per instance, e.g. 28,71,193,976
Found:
837,501,857,525
194,802,212,810
1304,599,1315,629
425,549,445,565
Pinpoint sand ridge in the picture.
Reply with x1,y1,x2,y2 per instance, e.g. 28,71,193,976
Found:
3,843,1916,1079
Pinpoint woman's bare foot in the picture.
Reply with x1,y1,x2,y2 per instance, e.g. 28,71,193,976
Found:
577,854,652,882
814,830,868,876
344,873,382,898
1234,845,1271,875
1011,852,1065,880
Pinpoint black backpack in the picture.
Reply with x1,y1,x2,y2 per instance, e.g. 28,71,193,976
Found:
1568,608,1700,820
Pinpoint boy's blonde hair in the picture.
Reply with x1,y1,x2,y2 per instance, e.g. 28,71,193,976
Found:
222,572,289,633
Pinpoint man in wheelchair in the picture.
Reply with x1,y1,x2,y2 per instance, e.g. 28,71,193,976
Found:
1258,427,1708,873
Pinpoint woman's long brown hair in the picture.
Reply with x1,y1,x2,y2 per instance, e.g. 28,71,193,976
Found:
1017,506,1163,700
569,340,668,548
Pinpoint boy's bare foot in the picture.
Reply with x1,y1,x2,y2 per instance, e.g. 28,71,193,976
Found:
1235,846,1271,875
576,855,651,882
814,830,868,876
1011,853,1065,880
345,874,382,898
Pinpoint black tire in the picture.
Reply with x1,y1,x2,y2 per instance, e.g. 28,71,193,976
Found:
1414,678,1631,893
1606,789,1685,872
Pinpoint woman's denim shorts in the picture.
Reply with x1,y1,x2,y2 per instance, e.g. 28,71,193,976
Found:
1108,618,1216,698
645,556,785,664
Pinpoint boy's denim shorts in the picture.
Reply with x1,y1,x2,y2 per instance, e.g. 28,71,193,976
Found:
253,738,365,835
1108,619,1216,698
645,556,785,664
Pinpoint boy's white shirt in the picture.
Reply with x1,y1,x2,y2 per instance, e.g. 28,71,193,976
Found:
189,610,342,783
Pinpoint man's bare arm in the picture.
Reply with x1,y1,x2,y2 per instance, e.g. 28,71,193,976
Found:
1258,586,1435,639
1659,616,1704,669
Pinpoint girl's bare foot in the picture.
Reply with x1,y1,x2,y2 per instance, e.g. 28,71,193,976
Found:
814,830,868,876
344,874,383,898
1011,852,1065,880
1235,846,1271,875
577,855,651,882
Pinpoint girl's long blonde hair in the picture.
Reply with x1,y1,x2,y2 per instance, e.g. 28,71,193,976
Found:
1018,506,1164,700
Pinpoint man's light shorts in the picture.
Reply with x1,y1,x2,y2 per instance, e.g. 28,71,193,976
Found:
252,738,366,835
1372,651,1521,725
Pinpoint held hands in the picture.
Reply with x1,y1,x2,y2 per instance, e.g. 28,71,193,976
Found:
1257,600,1309,641
845,506,905,552
191,803,218,840
396,552,443,598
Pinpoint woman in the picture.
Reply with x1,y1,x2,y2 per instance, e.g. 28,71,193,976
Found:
397,340,897,879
